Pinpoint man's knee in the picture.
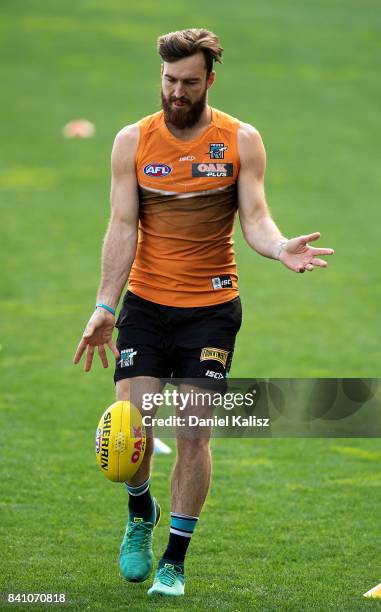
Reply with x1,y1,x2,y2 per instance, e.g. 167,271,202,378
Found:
115,379,156,461
116,379,130,401
116,376,163,407
176,435,211,456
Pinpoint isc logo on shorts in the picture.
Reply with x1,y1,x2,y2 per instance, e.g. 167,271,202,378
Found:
205,370,225,379
144,163,172,177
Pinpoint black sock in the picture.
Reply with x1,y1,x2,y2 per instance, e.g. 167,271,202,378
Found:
162,512,199,565
125,478,153,521
163,533,190,565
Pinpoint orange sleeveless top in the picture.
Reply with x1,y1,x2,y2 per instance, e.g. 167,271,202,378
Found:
128,107,240,307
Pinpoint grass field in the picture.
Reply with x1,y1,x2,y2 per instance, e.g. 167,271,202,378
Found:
1,0,381,609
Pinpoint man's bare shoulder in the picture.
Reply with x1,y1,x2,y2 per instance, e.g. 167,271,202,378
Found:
112,123,140,171
237,121,266,167
238,121,263,149
114,123,140,149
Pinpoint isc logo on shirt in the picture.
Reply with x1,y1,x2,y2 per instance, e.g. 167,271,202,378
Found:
144,163,172,177
211,275,233,290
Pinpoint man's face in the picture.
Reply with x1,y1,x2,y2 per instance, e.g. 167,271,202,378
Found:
161,52,215,129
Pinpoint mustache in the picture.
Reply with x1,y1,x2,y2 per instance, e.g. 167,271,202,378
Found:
170,96,191,104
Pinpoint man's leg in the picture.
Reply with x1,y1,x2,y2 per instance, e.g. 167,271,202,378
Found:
148,384,214,596
172,432,212,515
118,376,163,582
116,377,159,487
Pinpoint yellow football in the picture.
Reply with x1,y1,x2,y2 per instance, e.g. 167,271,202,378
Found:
95,401,145,482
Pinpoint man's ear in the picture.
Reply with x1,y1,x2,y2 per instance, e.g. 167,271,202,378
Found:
160,63,164,77
207,70,216,89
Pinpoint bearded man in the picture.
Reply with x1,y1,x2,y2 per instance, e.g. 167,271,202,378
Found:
74,28,334,597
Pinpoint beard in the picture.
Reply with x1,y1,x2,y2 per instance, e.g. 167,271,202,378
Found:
161,86,208,129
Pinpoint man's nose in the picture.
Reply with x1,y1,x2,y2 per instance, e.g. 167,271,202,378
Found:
173,82,185,98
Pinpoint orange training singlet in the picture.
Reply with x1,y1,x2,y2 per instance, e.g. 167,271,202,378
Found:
128,107,240,307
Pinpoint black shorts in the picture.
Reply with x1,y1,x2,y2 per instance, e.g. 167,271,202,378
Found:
114,291,242,384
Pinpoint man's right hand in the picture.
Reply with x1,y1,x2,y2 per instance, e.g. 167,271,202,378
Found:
73,308,120,372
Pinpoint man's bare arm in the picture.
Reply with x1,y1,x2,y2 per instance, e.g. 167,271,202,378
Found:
97,124,140,309
73,124,140,371
237,122,334,272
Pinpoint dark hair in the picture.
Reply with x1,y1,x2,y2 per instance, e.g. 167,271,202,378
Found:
157,28,223,76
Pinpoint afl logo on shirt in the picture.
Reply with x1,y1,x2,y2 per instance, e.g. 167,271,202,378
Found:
143,163,172,177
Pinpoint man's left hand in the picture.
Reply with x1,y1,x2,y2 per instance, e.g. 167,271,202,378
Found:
278,232,334,273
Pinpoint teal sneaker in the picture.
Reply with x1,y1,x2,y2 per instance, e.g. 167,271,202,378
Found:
147,560,185,597
119,498,161,582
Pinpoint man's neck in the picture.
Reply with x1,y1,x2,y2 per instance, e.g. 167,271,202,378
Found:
165,104,212,142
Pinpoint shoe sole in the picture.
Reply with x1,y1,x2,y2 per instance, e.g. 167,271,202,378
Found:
148,590,184,597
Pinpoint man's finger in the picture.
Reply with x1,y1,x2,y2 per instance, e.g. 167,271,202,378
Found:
310,247,334,256
73,338,87,364
312,257,328,267
107,340,120,359
98,345,108,368
305,263,314,272
302,232,321,243
85,345,95,372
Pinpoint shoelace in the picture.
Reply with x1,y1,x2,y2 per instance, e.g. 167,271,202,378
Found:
156,566,181,587
125,522,153,551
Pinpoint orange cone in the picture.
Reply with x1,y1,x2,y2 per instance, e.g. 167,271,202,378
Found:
63,119,95,138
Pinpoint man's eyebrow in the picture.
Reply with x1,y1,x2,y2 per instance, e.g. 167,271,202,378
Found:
164,74,201,81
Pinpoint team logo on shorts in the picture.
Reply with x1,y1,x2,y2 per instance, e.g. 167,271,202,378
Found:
192,163,233,177
120,348,137,368
200,347,229,367
143,163,172,177
209,143,227,159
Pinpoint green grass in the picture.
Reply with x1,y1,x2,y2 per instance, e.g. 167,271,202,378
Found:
1,0,381,609
2,436,381,610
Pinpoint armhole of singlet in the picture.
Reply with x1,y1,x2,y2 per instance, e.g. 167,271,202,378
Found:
134,119,145,175
233,118,241,176
212,108,241,177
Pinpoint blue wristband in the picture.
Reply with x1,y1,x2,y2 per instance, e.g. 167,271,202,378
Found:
96,303,115,316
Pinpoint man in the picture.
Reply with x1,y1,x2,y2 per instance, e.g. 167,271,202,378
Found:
73,28,334,597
